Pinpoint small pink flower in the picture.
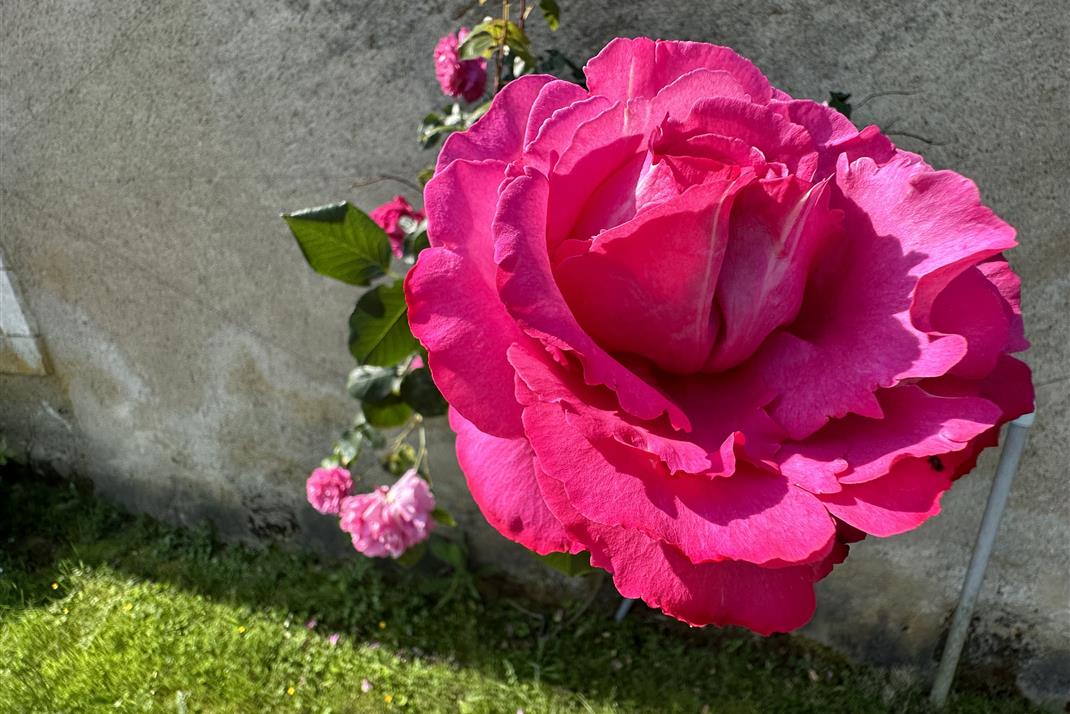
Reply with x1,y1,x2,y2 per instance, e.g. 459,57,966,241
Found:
329,633,340,647
370,195,424,257
306,466,353,515
434,27,487,103
361,678,373,693
338,470,435,558
305,618,317,630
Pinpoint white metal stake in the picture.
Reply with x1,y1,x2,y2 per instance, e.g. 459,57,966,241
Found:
930,411,1036,707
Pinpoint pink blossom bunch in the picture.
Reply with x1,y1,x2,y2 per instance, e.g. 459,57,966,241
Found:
370,195,424,257
405,38,1033,633
338,470,435,558
305,465,353,515
434,28,488,103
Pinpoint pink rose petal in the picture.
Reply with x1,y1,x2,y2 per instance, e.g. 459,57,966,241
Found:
449,407,579,555
407,159,524,437
584,37,774,105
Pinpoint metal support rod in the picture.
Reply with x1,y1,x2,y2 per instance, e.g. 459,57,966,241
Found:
930,411,1035,707
615,597,636,622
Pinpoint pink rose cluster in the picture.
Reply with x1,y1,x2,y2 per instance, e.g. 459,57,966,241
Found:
370,195,424,257
434,27,488,103
306,466,434,558
340,470,436,558
406,38,1033,633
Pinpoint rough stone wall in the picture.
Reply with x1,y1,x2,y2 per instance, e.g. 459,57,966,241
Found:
1,0,1067,706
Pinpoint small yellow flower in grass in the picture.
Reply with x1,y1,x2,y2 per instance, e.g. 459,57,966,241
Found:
286,686,295,696
62,608,69,615
378,621,386,630
51,582,59,590
383,694,393,704
237,625,247,634
123,603,133,612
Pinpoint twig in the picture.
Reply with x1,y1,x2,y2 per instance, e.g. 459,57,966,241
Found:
854,89,919,110
351,174,422,193
885,130,946,146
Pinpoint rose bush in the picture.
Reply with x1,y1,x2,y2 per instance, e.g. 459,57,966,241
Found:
285,9,569,564
406,37,1033,633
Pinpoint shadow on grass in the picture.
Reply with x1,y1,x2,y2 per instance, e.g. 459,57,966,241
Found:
0,463,1042,714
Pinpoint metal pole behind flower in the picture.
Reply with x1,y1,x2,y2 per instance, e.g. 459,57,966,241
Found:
930,411,1036,707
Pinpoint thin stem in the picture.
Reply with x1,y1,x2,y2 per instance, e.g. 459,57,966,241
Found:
885,130,946,146
854,89,918,110
518,0,526,32
416,421,431,481
351,174,422,193
389,414,421,452
494,0,509,93
351,440,365,469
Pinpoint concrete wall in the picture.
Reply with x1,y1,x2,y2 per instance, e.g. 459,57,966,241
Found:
1,0,1067,706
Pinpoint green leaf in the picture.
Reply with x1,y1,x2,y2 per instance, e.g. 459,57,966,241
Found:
333,429,364,466
346,365,398,403
282,202,392,286
536,551,595,576
395,541,427,568
348,280,418,366
539,0,560,30
417,167,435,187
431,507,457,527
430,539,467,571
828,91,852,119
457,28,498,60
399,368,448,417
354,419,386,449
419,112,459,148
458,20,535,67
362,396,412,428
501,21,535,67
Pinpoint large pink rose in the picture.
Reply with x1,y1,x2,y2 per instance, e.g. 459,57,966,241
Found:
405,38,1033,633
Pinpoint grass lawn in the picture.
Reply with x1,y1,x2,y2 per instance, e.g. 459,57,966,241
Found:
0,466,1041,714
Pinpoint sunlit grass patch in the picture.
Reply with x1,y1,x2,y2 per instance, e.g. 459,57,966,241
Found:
0,469,1043,713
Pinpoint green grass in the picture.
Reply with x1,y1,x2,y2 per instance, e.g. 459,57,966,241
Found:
0,467,1041,714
